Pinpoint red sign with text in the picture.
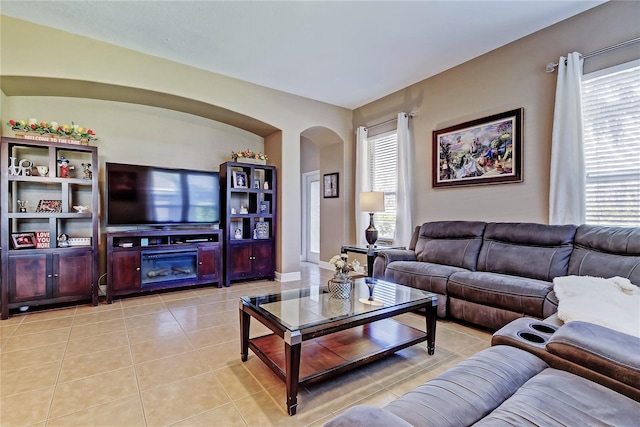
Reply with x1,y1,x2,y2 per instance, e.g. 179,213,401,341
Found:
36,231,50,249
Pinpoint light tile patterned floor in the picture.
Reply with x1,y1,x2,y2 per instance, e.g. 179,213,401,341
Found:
0,263,492,427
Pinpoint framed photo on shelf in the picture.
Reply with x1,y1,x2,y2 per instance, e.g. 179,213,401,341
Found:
433,108,523,188
232,171,248,189
36,199,62,213
323,173,339,198
11,232,37,249
259,201,270,214
253,179,260,189
255,222,270,239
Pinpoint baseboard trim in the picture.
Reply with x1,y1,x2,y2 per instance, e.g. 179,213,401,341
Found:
318,261,333,271
275,271,302,282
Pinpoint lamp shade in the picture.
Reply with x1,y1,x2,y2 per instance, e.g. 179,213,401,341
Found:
359,191,385,213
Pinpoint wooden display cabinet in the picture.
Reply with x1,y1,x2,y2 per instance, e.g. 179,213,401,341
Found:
220,162,276,286
1,137,99,319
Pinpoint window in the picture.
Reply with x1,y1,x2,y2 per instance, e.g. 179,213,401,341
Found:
582,60,640,227
368,131,397,240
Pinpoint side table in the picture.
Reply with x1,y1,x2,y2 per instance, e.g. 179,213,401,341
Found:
341,244,405,277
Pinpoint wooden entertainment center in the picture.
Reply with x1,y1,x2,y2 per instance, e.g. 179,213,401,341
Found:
1,141,276,316
106,228,223,303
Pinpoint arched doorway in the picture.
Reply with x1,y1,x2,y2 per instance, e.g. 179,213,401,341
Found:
300,126,346,267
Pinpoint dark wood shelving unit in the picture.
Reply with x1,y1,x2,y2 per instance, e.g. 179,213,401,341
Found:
1,137,99,319
220,161,276,286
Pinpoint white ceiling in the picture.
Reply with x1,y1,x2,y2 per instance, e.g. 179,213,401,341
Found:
1,1,606,109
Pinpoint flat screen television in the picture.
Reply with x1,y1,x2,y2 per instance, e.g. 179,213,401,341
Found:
106,162,220,227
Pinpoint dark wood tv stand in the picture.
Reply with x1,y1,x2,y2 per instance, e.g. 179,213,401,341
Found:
106,228,223,303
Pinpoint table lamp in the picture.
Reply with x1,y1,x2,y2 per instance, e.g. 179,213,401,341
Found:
359,191,385,246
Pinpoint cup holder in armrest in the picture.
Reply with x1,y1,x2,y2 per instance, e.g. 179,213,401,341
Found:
491,318,556,351
530,323,557,334
517,331,546,344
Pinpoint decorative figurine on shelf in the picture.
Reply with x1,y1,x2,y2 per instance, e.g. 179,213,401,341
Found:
240,206,248,214
17,200,28,213
73,205,89,213
7,157,33,176
57,233,70,248
234,229,242,240
8,157,18,175
21,159,33,176
81,163,92,180
58,156,74,178
263,181,269,190
36,165,49,177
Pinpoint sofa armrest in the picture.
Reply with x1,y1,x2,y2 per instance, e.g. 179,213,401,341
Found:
372,249,417,279
547,321,640,391
542,290,559,318
324,405,413,427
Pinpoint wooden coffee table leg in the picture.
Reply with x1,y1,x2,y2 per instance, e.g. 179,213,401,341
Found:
426,303,437,355
284,331,302,416
240,307,250,362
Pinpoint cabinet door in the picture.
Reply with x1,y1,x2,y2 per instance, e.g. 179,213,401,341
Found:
8,254,49,303
111,251,141,291
252,241,274,277
228,243,252,279
198,245,221,283
55,251,92,297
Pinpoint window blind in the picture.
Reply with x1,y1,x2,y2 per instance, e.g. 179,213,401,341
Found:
368,131,397,239
582,60,640,227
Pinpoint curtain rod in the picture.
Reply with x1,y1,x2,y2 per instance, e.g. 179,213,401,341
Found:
365,111,417,131
545,37,640,73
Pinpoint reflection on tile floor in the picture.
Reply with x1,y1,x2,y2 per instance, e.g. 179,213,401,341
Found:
0,263,492,427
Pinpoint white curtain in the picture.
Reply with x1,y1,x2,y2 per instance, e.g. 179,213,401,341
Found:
549,52,585,225
355,126,370,246
395,113,413,247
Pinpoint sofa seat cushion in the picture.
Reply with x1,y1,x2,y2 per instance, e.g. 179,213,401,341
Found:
383,346,547,427
386,261,466,295
385,261,467,317
474,369,640,426
448,271,552,318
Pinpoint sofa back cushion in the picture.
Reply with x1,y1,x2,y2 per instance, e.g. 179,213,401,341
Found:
477,222,577,281
414,221,486,271
569,225,640,284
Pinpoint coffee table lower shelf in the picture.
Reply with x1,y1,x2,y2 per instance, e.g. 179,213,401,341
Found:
248,318,427,395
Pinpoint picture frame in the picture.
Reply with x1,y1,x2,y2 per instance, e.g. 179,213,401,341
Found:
11,232,36,249
36,199,62,213
433,108,523,188
253,179,261,189
255,221,270,239
259,201,270,214
232,170,248,188
323,172,339,198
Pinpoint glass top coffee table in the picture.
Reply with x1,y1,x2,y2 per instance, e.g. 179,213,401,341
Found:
239,278,438,415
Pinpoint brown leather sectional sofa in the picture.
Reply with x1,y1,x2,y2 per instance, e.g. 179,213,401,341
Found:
325,320,640,426
373,221,640,330
326,221,640,426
